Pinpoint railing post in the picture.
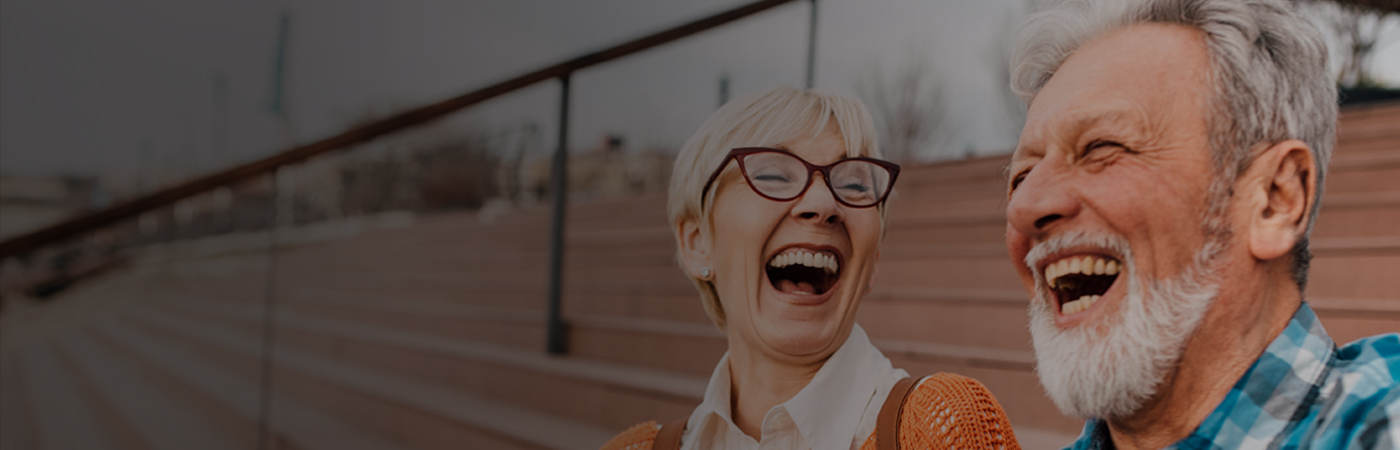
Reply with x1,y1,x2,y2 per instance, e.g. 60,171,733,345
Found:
806,0,817,89
545,74,571,355
256,168,283,450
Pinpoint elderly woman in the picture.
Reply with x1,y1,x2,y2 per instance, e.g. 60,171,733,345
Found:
602,86,1019,450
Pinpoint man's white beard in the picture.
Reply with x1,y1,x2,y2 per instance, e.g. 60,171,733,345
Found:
1026,231,1221,420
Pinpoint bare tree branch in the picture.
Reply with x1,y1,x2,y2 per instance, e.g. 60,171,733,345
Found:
858,50,951,162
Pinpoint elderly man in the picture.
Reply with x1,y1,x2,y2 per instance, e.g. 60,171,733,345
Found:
1002,0,1399,448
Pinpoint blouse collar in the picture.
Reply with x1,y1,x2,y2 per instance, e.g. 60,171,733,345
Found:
687,324,902,449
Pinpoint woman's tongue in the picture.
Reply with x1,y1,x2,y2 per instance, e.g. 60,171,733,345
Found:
777,279,819,295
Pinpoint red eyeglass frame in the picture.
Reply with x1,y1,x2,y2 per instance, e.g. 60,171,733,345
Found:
700,147,901,208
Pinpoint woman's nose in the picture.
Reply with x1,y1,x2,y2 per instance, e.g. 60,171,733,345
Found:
1006,162,1080,239
792,173,844,226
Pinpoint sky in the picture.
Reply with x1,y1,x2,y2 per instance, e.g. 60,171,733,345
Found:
2,0,1398,179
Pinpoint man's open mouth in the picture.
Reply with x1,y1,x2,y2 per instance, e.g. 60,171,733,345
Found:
1045,255,1121,315
766,248,840,296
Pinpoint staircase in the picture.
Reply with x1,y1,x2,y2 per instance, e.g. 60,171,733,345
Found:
2,102,1397,450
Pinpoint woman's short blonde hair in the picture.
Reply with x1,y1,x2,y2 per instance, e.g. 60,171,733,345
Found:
667,85,884,330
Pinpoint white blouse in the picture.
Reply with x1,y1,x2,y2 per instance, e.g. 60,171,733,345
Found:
679,324,909,450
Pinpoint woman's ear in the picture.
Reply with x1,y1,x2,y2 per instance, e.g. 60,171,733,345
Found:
1242,139,1316,262
676,216,712,280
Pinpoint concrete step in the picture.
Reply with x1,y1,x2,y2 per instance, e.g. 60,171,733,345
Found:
89,318,408,450
123,305,618,450
1336,102,1400,144
889,208,1003,230
897,155,1011,187
858,289,1033,352
563,290,713,325
16,342,125,450
140,300,702,433
1334,139,1400,155
886,225,1009,248
891,186,1012,212
1327,152,1400,193
0,352,37,450
1335,127,1400,152
271,276,551,309
879,252,1024,290
1314,191,1400,238
161,274,551,315
249,286,548,352
564,313,727,375
563,195,668,222
54,328,242,450
1308,252,1400,299
1308,296,1400,345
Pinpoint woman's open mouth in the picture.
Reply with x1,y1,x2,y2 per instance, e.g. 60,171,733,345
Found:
766,248,841,296
1044,254,1121,315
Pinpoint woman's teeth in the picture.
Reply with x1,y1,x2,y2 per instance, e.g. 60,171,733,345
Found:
1062,295,1100,314
1045,255,1119,288
768,250,838,274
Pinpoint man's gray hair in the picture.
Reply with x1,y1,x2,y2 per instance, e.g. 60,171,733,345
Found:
1010,0,1337,290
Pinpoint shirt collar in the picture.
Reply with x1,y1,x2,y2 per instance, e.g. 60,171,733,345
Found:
786,324,888,449
688,324,893,450
694,349,738,434
1180,302,1334,448
1065,303,1336,450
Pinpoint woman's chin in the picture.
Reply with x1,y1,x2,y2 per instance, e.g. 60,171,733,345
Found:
754,319,848,359
746,283,857,358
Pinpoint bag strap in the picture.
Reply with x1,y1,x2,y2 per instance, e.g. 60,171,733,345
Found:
877,376,922,450
653,418,687,450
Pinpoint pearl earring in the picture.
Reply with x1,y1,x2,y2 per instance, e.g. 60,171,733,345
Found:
701,267,711,278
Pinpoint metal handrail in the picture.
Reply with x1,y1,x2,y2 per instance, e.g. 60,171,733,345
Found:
0,0,803,259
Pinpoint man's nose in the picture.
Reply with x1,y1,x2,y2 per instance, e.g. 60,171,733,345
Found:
1006,162,1080,239
792,173,844,226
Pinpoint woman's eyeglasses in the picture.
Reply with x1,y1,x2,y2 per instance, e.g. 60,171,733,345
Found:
701,147,900,208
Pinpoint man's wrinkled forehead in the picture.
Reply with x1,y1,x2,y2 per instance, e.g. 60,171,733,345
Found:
1016,99,1155,158
1015,23,1214,157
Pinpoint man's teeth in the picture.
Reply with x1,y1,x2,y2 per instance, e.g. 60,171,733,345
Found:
1061,295,1101,315
769,250,838,274
1045,255,1119,288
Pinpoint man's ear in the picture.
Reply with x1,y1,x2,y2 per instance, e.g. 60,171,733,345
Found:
676,216,712,280
1242,139,1316,261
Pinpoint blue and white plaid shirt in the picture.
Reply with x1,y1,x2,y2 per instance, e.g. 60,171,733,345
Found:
1065,302,1400,450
